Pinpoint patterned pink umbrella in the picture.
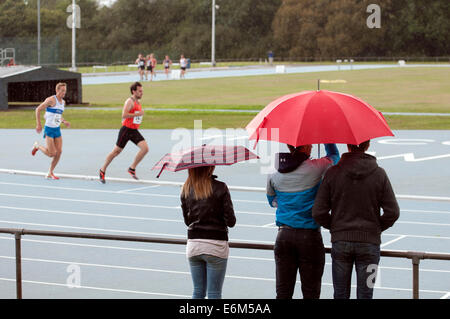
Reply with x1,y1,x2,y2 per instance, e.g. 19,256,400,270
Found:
152,144,259,178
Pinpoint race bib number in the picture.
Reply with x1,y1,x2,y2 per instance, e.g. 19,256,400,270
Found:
53,114,62,126
133,112,143,124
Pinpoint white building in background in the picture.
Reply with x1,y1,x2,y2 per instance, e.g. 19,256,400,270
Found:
97,0,116,7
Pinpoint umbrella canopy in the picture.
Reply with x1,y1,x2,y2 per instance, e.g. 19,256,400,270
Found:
246,90,394,147
152,145,259,178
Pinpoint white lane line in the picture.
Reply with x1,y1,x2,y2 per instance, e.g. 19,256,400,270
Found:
0,205,181,222
0,192,180,209
441,292,450,299
117,185,161,193
0,181,176,197
0,277,190,298
1,172,450,201
0,205,276,229
0,220,276,245
380,235,407,248
0,276,446,297
0,169,267,193
0,219,186,239
3,181,450,207
0,181,269,205
320,228,450,240
397,194,450,202
1,216,448,241
0,256,446,295
4,204,450,230
5,191,450,221
402,209,450,215
397,221,450,227
0,236,449,273
0,192,273,216
384,233,450,240
0,236,275,261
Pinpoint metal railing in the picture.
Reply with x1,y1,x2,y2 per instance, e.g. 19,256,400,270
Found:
1,227,449,299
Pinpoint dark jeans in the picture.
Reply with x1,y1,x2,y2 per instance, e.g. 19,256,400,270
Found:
331,241,381,299
274,227,325,299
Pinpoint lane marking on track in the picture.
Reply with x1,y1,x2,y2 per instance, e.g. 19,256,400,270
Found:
380,235,407,248
0,277,190,298
1,170,450,201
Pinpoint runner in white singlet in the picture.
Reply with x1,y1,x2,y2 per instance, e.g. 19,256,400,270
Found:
31,83,71,180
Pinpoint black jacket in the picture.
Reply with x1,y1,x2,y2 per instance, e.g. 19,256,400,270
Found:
181,175,236,241
312,152,400,244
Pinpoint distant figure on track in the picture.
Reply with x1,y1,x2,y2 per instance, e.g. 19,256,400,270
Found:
31,82,71,180
149,53,157,81
145,54,152,81
136,53,146,81
180,54,187,79
163,55,172,79
99,82,149,183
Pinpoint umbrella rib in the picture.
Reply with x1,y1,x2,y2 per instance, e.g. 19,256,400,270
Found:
293,92,315,146
327,93,358,144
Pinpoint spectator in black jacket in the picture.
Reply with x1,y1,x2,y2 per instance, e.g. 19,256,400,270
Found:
312,140,400,299
181,166,236,299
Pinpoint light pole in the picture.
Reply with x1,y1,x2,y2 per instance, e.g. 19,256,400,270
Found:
211,0,217,67
37,0,40,65
71,0,77,71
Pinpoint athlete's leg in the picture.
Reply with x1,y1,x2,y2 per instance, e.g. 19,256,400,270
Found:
49,137,63,175
129,140,149,170
101,145,123,173
38,136,57,158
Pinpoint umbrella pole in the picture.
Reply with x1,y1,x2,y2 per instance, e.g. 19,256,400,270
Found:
156,163,168,178
317,79,320,158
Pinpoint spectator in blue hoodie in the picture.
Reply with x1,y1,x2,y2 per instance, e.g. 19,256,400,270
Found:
266,143,339,299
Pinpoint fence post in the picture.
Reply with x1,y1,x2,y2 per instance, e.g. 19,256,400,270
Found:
409,252,424,299
15,231,23,299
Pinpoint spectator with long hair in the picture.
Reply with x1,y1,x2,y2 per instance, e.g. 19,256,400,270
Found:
181,166,236,299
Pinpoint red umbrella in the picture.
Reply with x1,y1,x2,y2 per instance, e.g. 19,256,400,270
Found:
152,145,259,178
246,90,394,147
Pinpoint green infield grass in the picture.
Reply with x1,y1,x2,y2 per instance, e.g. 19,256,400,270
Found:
2,66,449,129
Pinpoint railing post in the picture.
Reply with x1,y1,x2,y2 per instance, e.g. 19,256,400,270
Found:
15,231,23,299
409,252,425,299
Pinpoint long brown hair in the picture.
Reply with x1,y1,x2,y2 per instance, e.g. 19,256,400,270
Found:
181,166,215,200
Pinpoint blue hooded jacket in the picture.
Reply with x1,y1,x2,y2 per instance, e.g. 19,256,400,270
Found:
266,144,340,229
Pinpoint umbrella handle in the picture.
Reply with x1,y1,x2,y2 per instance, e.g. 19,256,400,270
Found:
156,163,168,178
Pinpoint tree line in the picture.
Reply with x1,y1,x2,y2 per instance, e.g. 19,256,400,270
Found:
0,0,448,65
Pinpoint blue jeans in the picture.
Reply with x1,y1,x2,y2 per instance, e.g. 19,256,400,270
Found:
331,241,380,299
188,254,228,299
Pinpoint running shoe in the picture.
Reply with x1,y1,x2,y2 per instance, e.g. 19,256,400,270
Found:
46,172,60,180
128,167,138,180
31,142,39,156
99,169,106,184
